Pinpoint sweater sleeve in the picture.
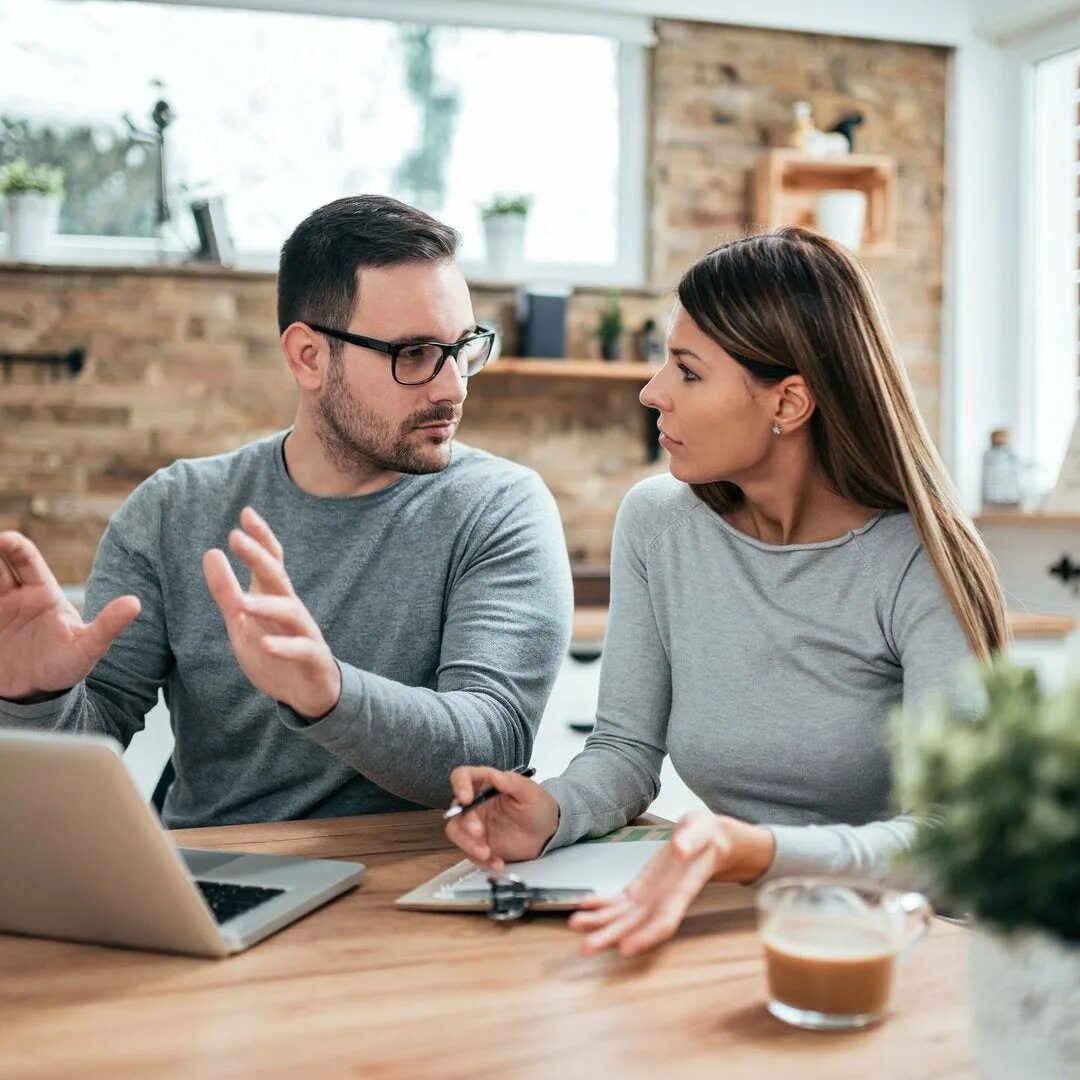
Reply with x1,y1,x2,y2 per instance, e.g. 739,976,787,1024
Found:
764,547,978,882
540,490,672,851
277,471,573,808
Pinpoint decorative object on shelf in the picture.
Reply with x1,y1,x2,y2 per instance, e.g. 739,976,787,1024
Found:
633,317,663,366
597,290,624,361
1045,411,1080,514
897,659,1080,1080
981,428,1022,510
828,112,865,152
787,101,849,158
816,189,867,251
755,148,896,255
190,196,234,266
0,158,65,263
480,193,531,279
516,284,568,358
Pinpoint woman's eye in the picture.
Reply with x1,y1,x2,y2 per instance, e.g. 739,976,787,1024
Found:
676,362,699,383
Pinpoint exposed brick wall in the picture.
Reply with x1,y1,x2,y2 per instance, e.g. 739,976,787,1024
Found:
0,19,948,583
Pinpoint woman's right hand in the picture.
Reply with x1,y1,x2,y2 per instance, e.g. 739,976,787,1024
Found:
445,766,561,870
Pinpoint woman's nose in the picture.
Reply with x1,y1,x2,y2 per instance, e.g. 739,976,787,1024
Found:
640,369,669,412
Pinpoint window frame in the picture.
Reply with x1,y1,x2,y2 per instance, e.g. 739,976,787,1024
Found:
1009,16,1080,497
0,0,652,286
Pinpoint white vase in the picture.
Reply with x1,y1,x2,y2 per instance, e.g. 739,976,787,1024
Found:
482,213,526,279
968,926,1080,1079
816,189,867,252
4,193,61,263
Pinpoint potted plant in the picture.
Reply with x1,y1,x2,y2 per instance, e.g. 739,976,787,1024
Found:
896,659,1080,1080
598,290,624,361
1,159,65,263
479,193,531,279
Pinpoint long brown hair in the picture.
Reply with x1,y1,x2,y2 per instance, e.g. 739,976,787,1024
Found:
678,227,1006,660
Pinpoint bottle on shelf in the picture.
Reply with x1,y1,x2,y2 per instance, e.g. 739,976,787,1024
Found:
981,428,1022,510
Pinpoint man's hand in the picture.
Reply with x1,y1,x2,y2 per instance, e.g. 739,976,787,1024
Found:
567,810,776,957
0,531,141,702
203,507,341,720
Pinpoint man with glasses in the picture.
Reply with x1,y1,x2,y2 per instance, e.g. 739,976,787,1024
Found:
0,195,573,827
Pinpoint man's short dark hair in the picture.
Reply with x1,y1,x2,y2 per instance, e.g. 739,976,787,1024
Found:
277,195,461,337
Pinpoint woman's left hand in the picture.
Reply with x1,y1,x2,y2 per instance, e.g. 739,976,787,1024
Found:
567,811,776,957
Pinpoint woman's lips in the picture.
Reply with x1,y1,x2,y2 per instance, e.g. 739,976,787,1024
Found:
658,428,683,450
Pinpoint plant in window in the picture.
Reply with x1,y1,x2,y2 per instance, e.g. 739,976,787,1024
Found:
597,290,624,360
479,193,531,279
1,157,65,263
895,657,1080,1079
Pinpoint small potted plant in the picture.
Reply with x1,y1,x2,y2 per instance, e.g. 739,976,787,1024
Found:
1,159,65,263
479,193,531,279
896,658,1080,1080
597,290,624,361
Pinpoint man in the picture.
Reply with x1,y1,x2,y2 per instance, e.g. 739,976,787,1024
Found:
0,195,573,827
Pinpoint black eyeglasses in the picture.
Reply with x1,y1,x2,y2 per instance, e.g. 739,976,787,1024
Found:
307,323,496,386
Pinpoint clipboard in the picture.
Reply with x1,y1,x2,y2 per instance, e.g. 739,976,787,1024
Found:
395,824,673,919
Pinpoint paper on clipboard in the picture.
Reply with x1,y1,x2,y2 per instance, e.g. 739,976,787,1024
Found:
395,824,673,912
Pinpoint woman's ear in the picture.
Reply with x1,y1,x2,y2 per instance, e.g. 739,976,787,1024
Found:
773,375,816,433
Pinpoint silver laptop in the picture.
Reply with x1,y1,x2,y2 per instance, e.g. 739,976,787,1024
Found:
0,730,364,958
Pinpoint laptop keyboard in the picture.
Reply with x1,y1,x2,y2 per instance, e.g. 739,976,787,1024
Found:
195,880,285,924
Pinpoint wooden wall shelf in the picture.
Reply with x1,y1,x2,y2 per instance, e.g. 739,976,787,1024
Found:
485,357,656,382
754,148,897,255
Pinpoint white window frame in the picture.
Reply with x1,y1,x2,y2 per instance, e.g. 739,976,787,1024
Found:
1006,15,1080,497
1,0,653,286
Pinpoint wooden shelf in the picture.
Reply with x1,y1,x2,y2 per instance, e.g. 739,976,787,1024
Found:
975,512,1080,526
754,148,897,255
1010,612,1077,639
485,357,656,381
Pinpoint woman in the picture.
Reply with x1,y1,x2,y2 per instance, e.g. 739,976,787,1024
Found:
447,227,1005,957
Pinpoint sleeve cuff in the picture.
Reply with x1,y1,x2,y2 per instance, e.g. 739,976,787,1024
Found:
0,686,78,722
537,775,589,854
276,662,365,751
760,824,845,881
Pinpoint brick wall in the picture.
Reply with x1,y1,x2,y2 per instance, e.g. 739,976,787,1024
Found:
0,20,948,583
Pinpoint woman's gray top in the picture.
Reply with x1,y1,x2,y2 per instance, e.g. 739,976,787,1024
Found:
543,474,976,880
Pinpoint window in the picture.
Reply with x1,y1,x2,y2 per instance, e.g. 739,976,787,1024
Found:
0,0,648,283
1026,45,1080,493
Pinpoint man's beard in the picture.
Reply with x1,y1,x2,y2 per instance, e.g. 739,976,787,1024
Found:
314,357,458,476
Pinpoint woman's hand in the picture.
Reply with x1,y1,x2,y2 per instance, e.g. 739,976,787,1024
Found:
567,810,776,957
445,766,561,870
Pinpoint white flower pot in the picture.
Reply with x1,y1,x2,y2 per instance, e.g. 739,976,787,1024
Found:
969,926,1080,1079
482,213,526,279
4,193,61,263
816,189,867,252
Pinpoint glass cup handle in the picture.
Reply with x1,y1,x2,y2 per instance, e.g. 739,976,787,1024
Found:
898,891,934,952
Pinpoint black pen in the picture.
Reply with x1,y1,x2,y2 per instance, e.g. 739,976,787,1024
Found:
443,764,536,820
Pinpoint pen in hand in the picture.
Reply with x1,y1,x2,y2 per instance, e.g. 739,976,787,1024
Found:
443,764,536,820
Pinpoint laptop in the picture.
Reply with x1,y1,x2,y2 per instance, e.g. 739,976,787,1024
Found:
0,730,364,958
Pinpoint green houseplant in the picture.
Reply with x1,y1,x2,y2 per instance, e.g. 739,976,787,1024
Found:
897,658,1080,1079
597,290,624,361
479,193,531,278
1,159,65,262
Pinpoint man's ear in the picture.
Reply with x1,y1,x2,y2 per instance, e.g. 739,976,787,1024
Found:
282,323,327,392
773,375,816,433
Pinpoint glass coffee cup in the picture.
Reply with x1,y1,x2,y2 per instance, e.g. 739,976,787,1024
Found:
756,877,933,1030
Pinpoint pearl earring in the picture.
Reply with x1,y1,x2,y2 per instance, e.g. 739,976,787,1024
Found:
771,423,783,436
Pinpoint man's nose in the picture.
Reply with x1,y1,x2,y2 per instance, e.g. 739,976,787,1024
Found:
427,353,468,405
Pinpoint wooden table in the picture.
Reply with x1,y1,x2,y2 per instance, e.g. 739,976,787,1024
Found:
0,811,973,1078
